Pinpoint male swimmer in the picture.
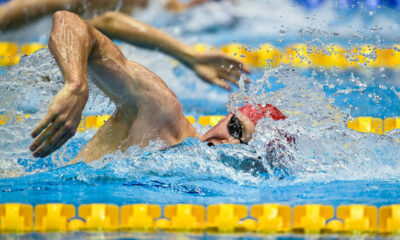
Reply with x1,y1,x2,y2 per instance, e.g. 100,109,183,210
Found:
0,0,216,30
28,11,287,164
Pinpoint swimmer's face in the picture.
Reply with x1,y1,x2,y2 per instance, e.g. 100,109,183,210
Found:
200,112,256,146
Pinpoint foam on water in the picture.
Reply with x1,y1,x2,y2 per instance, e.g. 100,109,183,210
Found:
132,0,400,46
1,0,400,191
229,66,400,184
1,48,399,189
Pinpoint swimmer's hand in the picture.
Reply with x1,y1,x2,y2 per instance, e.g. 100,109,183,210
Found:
190,52,251,90
29,86,88,158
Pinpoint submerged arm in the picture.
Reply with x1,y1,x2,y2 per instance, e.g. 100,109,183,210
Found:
90,11,250,90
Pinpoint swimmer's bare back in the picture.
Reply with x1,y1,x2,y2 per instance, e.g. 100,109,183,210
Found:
29,11,249,163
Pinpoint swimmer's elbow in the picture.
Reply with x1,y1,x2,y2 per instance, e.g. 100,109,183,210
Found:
52,11,92,32
50,10,96,49
52,11,78,22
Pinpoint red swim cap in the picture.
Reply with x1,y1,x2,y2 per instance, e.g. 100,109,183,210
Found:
238,104,294,145
238,104,287,125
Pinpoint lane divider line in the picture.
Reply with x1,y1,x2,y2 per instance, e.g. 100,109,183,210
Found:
1,114,399,135
1,42,400,69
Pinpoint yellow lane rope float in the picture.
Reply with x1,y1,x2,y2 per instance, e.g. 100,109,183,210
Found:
1,42,399,134
0,114,399,135
1,42,400,68
1,203,400,234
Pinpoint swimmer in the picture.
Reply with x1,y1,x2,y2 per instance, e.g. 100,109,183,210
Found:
166,0,230,12
0,0,211,30
29,11,287,163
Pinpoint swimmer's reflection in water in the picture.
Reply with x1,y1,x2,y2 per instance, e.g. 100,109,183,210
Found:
26,11,292,166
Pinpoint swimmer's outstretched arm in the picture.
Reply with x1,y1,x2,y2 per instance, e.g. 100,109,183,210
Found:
90,11,250,90
165,0,212,12
0,0,81,30
0,0,140,31
0,0,208,31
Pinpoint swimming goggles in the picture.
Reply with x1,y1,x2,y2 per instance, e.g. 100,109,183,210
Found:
227,114,245,144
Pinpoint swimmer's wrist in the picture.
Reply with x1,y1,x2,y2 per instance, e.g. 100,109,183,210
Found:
65,80,89,96
177,47,196,67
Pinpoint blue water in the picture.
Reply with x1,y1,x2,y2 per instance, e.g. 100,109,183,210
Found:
0,0,400,228
1,60,400,208
2,158,400,207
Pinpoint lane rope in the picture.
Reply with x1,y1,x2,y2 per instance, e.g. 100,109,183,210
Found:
1,42,400,68
1,114,399,135
0,203,398,234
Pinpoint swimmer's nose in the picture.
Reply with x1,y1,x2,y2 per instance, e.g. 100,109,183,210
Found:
200,114,240,145
201,130,225,146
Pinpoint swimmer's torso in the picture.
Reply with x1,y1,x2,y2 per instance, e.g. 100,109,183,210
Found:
70,25,198,163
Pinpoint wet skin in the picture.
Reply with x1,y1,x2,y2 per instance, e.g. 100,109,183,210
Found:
0,0,214,31
28,11,250,163
201,112,256,146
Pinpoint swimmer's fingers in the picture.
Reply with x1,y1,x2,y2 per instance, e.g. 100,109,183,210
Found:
218,54,251,74
219,72,239,85
195,65,230,90
231,61,251,75
212,77,231,90
221,59,251,83
30,119,63,155
228,70,252,84
200,52,251,74
50,134,71,157
31,113,57,138
221,67,252,84
33,120,76,158
36,130,71,158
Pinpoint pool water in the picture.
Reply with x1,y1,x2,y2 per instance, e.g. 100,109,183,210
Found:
0,0,400,226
